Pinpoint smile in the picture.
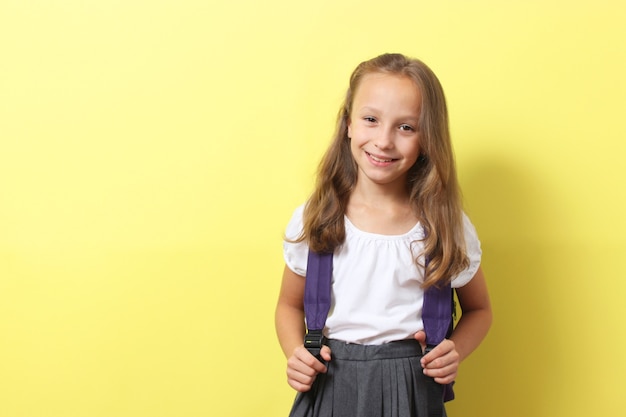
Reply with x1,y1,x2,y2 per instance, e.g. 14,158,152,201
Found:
366,152,396,163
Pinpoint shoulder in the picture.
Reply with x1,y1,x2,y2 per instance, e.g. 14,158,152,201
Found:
461,212,481,249
452,212,482,288
284,204,305,241
283,204,308,276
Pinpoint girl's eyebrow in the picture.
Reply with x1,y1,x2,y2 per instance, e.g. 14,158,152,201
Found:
357,106,419,122
357,106,381,114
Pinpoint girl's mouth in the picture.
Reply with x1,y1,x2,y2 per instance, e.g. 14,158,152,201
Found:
366,151,395,163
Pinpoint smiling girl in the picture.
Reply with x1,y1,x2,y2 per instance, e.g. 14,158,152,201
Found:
275,53,492,417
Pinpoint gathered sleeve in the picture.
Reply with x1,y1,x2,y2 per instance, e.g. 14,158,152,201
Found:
283,205,309,277
451,213,482,288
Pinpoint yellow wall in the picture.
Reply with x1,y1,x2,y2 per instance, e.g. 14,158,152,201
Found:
1,1,625,416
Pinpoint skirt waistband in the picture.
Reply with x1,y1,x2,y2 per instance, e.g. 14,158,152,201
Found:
326,339,424,361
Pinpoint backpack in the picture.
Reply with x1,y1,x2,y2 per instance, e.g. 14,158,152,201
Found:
303,250,456,402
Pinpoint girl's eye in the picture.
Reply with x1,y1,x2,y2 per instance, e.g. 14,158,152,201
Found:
364,116,377,123
399,124,415,132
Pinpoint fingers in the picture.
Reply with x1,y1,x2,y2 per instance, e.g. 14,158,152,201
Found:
286,345,331,392
320,345,332,362
424,363,458,385
413,330,426,352
420,339,459,385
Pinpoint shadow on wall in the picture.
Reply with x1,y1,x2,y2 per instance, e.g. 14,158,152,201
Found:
447,150,563,417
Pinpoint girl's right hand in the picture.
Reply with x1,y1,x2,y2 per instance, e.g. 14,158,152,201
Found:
286,344,332,392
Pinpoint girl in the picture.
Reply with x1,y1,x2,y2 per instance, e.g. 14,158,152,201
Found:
275,53,492,417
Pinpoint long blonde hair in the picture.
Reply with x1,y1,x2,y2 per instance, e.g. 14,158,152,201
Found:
299,53,468,288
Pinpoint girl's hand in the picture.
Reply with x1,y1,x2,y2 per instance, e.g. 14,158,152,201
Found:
415,333,460,385
412,267,492,385
286,344,332,392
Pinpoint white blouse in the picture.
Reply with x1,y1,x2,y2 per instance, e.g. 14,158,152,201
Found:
283,205,482,345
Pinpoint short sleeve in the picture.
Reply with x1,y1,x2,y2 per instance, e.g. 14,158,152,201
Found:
451,213,482,288
283,205,309,277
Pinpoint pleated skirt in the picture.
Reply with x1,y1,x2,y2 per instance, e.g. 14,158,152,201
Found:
288,339,447,417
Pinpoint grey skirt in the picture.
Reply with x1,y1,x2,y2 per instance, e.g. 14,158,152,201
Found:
289,339,447,417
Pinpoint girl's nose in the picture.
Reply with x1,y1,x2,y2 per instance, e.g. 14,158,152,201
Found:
374,127,394,149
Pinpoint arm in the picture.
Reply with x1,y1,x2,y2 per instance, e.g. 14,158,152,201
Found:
275,265,331,392
418,266,492,384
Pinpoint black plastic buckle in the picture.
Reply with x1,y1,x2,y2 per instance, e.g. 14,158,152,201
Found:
304,329,324,361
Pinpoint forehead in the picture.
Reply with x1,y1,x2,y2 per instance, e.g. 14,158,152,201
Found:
352,72,422,112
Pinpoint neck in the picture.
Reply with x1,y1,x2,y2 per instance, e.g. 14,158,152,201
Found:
346,180,417,235
350,178,411,209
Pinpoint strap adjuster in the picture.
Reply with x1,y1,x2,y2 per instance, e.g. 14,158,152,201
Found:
304,329,324,360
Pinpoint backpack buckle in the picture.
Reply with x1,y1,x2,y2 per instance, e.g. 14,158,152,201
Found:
304,329,324,359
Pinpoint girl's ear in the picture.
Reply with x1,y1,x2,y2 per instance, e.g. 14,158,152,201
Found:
347,117,352,139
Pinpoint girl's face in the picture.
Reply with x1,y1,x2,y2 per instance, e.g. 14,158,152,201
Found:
347,72,422,191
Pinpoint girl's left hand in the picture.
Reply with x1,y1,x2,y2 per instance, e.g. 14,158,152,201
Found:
413,331,459,385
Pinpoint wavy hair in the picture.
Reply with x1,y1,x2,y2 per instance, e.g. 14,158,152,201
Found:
298,53,468,288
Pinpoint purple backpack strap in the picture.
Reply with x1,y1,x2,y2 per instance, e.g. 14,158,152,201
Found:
423,282,456,401
303,250,333,359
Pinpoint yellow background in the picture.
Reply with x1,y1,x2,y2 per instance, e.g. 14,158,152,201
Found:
1,1,625,416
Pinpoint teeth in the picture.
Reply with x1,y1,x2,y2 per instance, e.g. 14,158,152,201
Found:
369,153,392,163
